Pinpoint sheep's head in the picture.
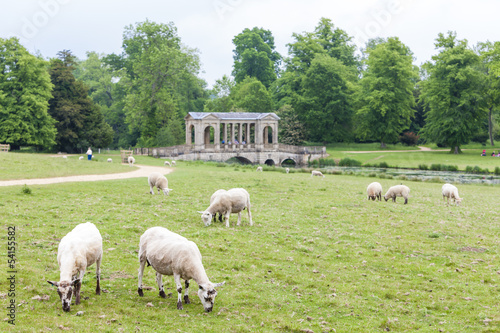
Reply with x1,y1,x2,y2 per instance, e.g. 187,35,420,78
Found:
456,197,463,206
384,196,389,202
47,279,79,312
198,211,212,226
162,188,173,196
369,195,376,201
198,282,225,312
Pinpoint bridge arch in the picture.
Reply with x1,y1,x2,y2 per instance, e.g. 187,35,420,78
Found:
280,158,297,166
204,125,215,145
264,159,275,166
226,156,253,165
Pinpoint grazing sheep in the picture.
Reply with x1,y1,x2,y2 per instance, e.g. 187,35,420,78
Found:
367,182,383,201
210,189,227,223
63,156,67,159
311,170,324,178
286,168,290,174
47,222,102,312
128,156,135,166
198,188,252,227
164,161,171,167
442,183,463,206
171,160,176,166
137,227,225,312
384,185,410,204
256,166,263,172
107,158,112,163
79,156,84,160
148,172,173,195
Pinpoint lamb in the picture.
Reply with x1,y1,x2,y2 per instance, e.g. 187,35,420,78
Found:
171,160,176,166
79,156,84,160
47,222,102,312
128,156,135,166
164,161,171,167
107,158,112,163
148,172,173,195
367,182,383,201
256,166,263,172
442,183,463,206
210,189,227,223
286,168,290,174
198,188,252,227
311,170,325,178
384,185,410,204
137,227,225,312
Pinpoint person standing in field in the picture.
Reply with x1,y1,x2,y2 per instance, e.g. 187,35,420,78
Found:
86,147,92,161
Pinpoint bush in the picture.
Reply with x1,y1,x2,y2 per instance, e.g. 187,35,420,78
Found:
419,164,428,170
378,162,389,168
21,185,32,195
317,158,336,167
338,158,362,167
399,131,420,146
430,164,441,171
495,167,500,175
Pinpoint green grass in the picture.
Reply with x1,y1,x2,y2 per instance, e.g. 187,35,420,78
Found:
1,154,500,332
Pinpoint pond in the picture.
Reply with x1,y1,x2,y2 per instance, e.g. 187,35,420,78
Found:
322,167,500,185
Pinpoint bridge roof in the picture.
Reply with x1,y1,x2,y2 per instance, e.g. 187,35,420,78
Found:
187,112,280,121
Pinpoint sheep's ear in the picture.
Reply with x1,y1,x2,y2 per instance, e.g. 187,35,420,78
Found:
197,211,205,214
47,280,59,287
214,281,225,288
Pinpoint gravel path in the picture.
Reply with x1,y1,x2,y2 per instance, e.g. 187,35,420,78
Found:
0,164,173,187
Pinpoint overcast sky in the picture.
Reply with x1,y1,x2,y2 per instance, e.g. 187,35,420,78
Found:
1,0,499,88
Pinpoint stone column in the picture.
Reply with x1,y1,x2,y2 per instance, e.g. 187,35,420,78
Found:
238,122,243,146
264,126,269,144
215,123,220,150
185,122,191,145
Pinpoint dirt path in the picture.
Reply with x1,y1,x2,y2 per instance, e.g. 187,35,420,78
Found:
0,164,173,187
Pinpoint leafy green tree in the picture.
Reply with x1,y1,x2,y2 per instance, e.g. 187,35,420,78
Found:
230,76,272,113
276,104,306,145
298,54,356,142
0,37,56,150
48,50,113,153
420,32,487,153
232,27,281,88
356,37,418,148
204,75,235,113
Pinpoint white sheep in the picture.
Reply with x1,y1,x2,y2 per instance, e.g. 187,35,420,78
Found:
367,182,383,201
311,170,324,178
128,156,135,166
384,185,410,204
79,156,84,160
107,158,112,163
137,226,225,312
210,189,227,223
256,166,263,172
286,168,290,174
198,188,252,227
63,156,67,159
164,161,171,167
171,160,176,166
47,222,102,312
442,183,463,206
148,172,173,195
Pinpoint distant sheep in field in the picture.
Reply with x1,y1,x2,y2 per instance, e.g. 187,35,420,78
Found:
384,185,410,204
199,188,252,227
47,222,102,312
164,161,171,167
137,227,225,312
148,172,173,196
442,183,462,206
286,168,290,174
311,170,324,178
171,160,176,166
367,182,382,201
256,166,263,172
128,156,135,166
107,158,112,163
79,156,84,160
63,156,67,159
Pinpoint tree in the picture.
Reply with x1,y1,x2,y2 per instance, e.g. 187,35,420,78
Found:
356,37,418,148
298,54,356,142
232,27,281,88
48,50,113,153
230,76,272,113
0,37,56,150
420,32,487,153
276,104,306,145
204,75,235,113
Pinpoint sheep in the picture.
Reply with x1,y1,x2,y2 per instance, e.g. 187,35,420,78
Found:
311,170,324,178
210,189,227,223
256,166,263,172
63,156,67,159
47,222,102,312
286,168,290,174
107,158,112,163
148,172,173,195
442,183,463,206
198,188,252,227
367,182,383,201
137,226,225,312
128,156,135,166
164,161,171,167
171,160,176,166
79,156,84,160
384,185,410,204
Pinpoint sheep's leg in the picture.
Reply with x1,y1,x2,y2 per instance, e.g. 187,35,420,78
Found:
247,203,253,226
156,272,166,298
404,197,408,205
75,270,85,305
137,260,146,297
184,280,191,304
225,212,231,228
174,274,183,310
150,186,154,195
237,212,242,226
95,256,101,295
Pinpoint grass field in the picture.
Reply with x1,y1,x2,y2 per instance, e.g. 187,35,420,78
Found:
1,153,500,332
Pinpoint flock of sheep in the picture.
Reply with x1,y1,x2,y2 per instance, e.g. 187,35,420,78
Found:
47,161,463,314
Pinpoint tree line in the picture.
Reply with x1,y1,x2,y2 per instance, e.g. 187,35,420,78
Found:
1,18,499,153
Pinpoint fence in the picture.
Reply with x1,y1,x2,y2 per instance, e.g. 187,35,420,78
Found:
0,144,10,152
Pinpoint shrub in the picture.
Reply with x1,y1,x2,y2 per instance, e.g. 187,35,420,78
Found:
465,166,474,173
495,167,500,175
22,185,32,195
378,162,389,168
399,131,420,146
419,164,428,170
430,164,441,171
338,158,362,167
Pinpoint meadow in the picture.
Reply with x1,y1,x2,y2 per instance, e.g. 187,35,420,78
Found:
1,151,500,332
